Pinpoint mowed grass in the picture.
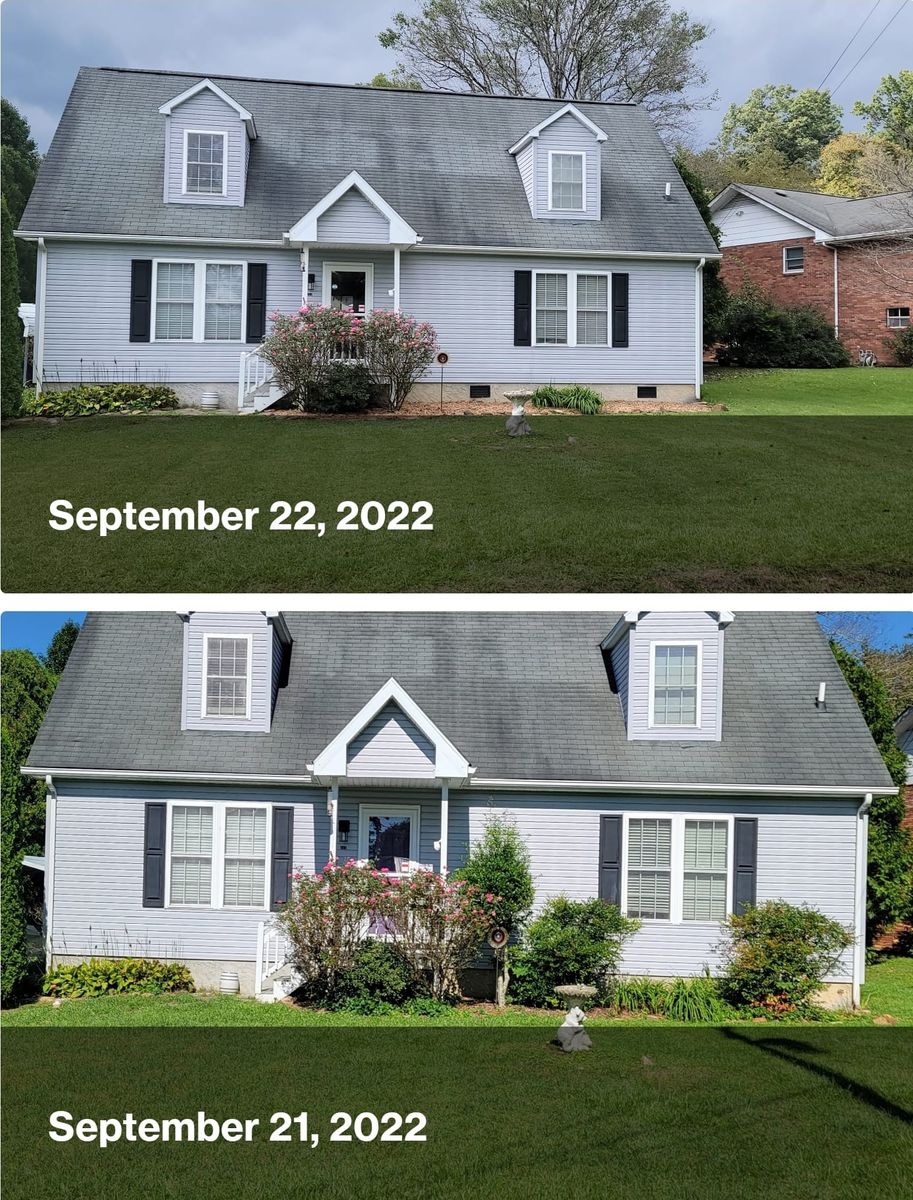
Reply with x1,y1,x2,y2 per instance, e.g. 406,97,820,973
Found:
704,366,913,414
3,1025,912,1200
3,412,912,592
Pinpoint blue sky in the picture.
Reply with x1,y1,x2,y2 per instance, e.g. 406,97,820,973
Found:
1,612,910,656
2,0,910,151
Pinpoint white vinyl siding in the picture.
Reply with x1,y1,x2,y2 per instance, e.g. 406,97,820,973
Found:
624,614,723,742
714,197,812,246
151,259,246,344
204,635,251,718
184,131,225,195
154,262,195,340
651,644,700,727
549,151,585,211
533,112,601,221
576,273,609,345
626,818,672,919
534,272,568,344
204,264,243,340
163,90,246,207
169,806,213,905
223,808,267,906
682,820,728,920
182,613,274,734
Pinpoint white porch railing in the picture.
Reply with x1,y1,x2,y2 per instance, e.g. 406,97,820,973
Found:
238,347,274,409
255,918,291,995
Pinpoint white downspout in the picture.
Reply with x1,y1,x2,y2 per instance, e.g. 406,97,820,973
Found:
35,237,48,395
439,782,449,875
393,247,401,313
300,246,310,307
831,246,839,339
327,783,339,862
44,774,57,964
694,257,705,401
853,792,873,1007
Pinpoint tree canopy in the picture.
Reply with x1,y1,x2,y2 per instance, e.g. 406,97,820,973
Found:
378,0,714,138
853,69,913,154
718,84,842,171
1,98,40,302
44,620,81,676
1,196,23,417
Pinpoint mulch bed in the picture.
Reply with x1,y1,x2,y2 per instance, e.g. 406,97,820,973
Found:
265,397,723,420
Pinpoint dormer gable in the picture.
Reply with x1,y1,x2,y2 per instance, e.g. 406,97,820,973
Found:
159,79,255,208
603,611,734,742
286,172,419,245
509,103,607,222
180,611,291,733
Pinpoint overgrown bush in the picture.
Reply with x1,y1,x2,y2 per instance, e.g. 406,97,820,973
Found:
531,384,602,414
1,196,23,418
719,900,854,1013
508,896,640,1006
610,975,728,1021
332,940,416,1007
22,383,180,418
361,309,437,410
43,958,194,998
885,324,913,366
716,284,851,368
452,814,534,934
303,361,377,413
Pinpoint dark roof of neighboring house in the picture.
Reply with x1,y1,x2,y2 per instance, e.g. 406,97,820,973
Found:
712,183,913,240
18,66,718,256
26,611,892,790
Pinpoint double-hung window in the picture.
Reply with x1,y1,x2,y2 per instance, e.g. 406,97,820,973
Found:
549,151,585,210
535,273,569,344
154,262,195,340
651,644,700,727
167,803,270,908
624,815,732,923
532,270,614,347
152,260,247,342
783,246,804,273
204,264,243,341
576,273,609,345
887,306,910,328
204,635,250,718
185,131,225,195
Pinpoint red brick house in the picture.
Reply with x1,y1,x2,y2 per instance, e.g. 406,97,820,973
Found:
710,184,912,364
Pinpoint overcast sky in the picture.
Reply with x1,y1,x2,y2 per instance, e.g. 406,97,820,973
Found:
2,0,911,151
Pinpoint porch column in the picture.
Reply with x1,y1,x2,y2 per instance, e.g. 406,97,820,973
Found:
300,246,310,307
439,782,449,875
327,783,339,862
393,247,401,313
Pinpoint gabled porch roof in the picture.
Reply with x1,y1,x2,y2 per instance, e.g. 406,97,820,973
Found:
285,171,420,246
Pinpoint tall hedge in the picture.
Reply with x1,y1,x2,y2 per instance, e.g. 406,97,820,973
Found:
1,195,23,417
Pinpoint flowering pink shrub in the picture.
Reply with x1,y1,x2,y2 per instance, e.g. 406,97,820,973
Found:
277,861,499,1002
258,305,364,409
360,310,437,410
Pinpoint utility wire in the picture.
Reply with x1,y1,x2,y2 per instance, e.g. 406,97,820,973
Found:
816,0,881,90
830,0,910,98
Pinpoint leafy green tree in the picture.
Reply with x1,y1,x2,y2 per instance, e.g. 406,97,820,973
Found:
1,196,23,417
379,0,714,139
1,650,57,1003
815,132,871,197
831,641,913,938
367,70,422,90
44,620,81,676
718,84,842,171
673,151,729,344
853,70,913,153
1,98,40,302
676,143,815,197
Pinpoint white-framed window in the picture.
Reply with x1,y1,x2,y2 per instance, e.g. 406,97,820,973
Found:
166,801,271,909
576,273,609,345
532,269,615,347
783,245,804,273
202,634,252,719
649,643,701,728
548,151,586,211
358,804,421,874
184,130,226,195
151,260,247,343
622,813,733,923
887,306,910,328
321,261,375,314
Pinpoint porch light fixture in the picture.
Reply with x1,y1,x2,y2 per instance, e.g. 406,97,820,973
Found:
338,819,350,848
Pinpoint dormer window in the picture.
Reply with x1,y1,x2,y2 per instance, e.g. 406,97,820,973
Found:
204,635,251,718
184,131,226,195
549,152,585,211
650,644,701,727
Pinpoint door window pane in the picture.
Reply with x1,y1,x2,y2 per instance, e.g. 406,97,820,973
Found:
367,814,412,871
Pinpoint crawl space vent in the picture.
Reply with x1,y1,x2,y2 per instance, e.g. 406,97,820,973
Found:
469,384,491,399
636,385,658,399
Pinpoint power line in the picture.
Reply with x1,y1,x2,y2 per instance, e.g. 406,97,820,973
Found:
830,0,910,98
817,0,882,91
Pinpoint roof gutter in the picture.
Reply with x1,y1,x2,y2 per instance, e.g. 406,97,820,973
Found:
21,766,315,786
14,231,289,248
415,243,721,261
462,777,896,797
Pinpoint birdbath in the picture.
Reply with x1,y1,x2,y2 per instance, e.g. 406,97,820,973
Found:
554,984,598,1005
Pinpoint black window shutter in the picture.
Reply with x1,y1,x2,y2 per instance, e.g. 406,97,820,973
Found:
733,818,758,915
514,270,532,346
246,263,268,343
598,814,623,907
142,802,166,907
129,260,153,343
611,273,629,347
271,805,294,910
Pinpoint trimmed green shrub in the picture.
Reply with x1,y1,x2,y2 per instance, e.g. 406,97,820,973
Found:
401,997,452,1017
302,361,377,413
716,284,851,368
1,196,23,418
334,940,416,1006
452,814,534,934
23,383,180,418
531,384,603,414
719,900,854,1013
885,324,913,366
43,958,195,998
508,896,640,1006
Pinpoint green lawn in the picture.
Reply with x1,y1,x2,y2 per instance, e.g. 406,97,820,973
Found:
3,412,912,591
862,955,913,1022
704,366,913,414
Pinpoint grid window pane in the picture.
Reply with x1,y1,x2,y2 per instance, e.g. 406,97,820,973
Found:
170,806,213,905
683,820,728,921
535,273,568,344
186,132,225,194
784,246,804,270
205,637,249,717
551,153,584,209
204,264,243,340
627,818,672,919
654,646,699,726
224,808,267,906
154,262,195,340
887,307,910,328
577,273,609,345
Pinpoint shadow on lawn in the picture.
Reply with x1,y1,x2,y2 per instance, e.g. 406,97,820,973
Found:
719,1028,913,1125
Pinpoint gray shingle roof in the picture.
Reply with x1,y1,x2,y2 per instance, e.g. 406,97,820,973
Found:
26,611,892,791
19,66,718,256
725,184,913,239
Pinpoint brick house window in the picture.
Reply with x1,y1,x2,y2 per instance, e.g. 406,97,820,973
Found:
887,306,910,329
783,246,804,274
